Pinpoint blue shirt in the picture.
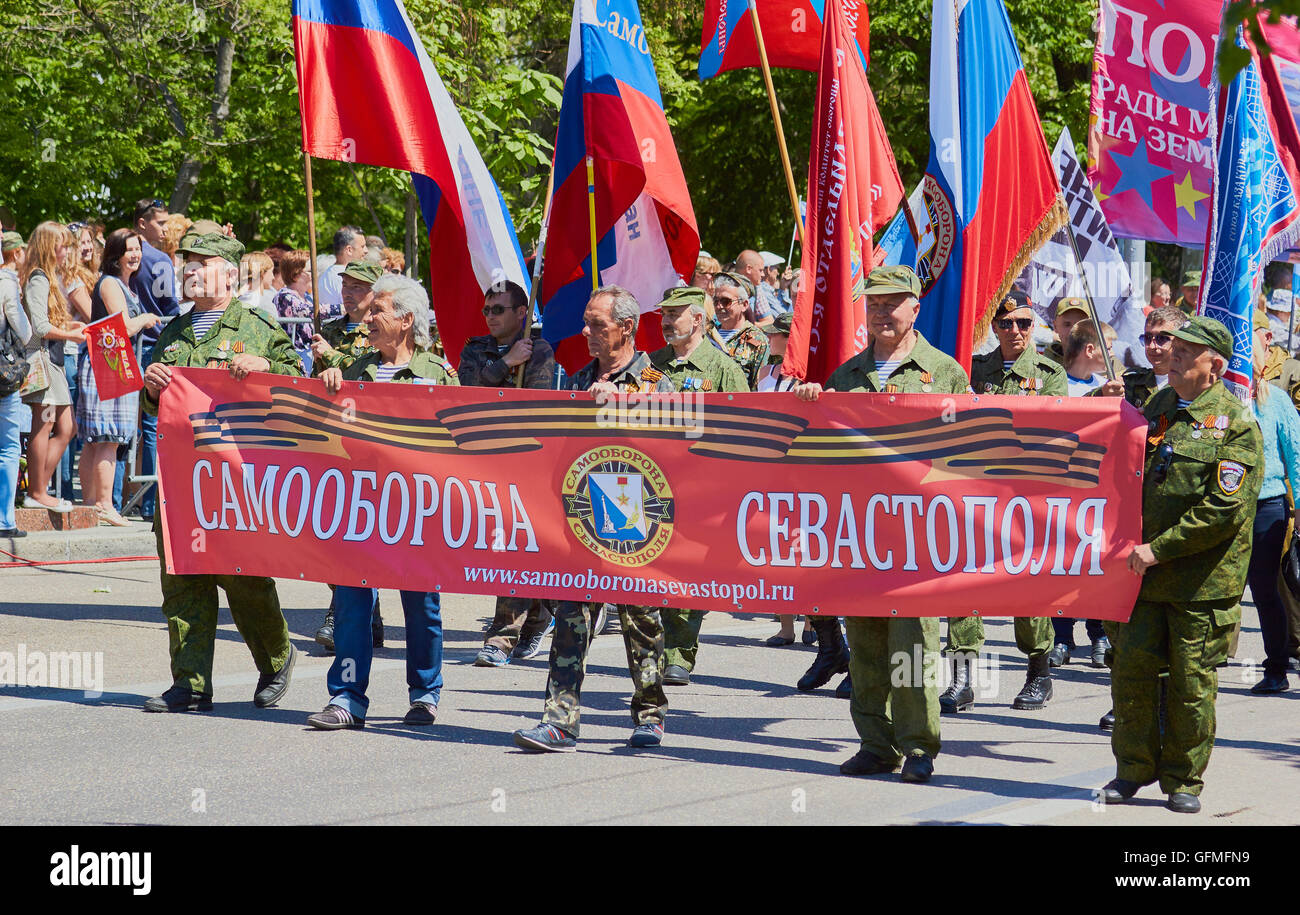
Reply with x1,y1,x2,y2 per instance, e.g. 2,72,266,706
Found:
130,239,179,347
1252,390,1300,501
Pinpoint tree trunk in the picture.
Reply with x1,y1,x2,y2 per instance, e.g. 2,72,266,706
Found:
170,33,235,215
170,158,202,213
404,189,419,279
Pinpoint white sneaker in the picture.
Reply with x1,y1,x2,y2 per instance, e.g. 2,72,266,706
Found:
23,496,73,514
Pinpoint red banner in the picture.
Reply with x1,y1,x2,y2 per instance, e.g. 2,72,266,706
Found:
157,369,1146,619
82,311,143,400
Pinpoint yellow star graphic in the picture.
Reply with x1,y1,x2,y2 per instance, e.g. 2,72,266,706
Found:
616,494,630,507
1173,171,1209,218
1093,185,1110,202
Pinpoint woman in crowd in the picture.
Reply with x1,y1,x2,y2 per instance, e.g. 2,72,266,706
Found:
19,221,84,512
1247,313,1300,695
159,213,193,276
380,247,405,275
690,253,721,298
272,248,315,375
237,251,276,318
57,223,97,498
0,234,30,537
76,229,159,526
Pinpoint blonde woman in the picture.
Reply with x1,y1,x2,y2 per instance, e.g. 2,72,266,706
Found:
19,221,85,512
236,251,276,318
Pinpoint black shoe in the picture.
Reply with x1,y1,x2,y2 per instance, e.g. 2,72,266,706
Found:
663,664,690,686
372,611,384,649
797,617,849,691
253,645,296,708
1250,673,1290,694
1047,643,1070,667
513,723,577,753
1099,708,1116,731
839,748,899,776
1167,792,1201,814
315,606,335,654
512,617,554,660
900,753,934,783
1098,778,1142,804
802,627,817,646
765,634,795,647
143,685,213,713
0,528,26,538
834,673,852,699
1011,656,1052,710
628,722,664,747
403,701,437,725
1090,636,1111,668
939,656,974,714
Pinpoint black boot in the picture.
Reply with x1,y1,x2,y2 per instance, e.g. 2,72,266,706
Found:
797,617,849,691
939,655,974,713
1011,654,1052,710
372,599,384,649
315,598,336,654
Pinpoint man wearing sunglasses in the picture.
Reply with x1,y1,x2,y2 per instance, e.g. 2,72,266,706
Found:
458,280,558,667
942,291,1067,715
1099,316,1262,814
1101,305,1184,409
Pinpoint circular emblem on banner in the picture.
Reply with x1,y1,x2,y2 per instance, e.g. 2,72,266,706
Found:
916,173,956,294
561,446,675,567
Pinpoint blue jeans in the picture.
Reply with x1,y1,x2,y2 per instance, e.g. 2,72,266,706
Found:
139,343,158,517
56,350,79,499
326,587,443,718
113,455,125,511
0,392,22,529
1052,617,1107,647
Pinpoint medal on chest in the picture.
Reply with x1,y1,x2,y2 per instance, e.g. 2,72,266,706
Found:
920,371,933,393
1147,414,1169,448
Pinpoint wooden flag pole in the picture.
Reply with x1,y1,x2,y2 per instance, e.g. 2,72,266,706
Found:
585,155,600,290
749,0,804,244
526,168,556,315
304,152,322,337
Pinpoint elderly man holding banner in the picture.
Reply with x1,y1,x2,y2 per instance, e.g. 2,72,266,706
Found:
793,265,970,783
309,275,459,729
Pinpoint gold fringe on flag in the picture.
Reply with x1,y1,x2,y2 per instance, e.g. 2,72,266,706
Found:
969,195,1069,348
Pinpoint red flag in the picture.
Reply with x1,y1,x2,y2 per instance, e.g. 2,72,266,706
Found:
82,311,143,400
785,0,904,383
699,1,870,79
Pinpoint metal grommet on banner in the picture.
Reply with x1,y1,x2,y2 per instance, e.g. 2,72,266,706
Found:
569,393,576,399
972,609,980,616
235,567,241,573
812,606,820,613
891,609,898,615
292,378,299,385
585,594,591,600
358,383,365,390
662,599,668,606
299,573,305,579
1056,609,1064,615
889,396,896,403
971,396,978,404
361,579,367,585
509,589,516,595
435,584,442,591
498,391,504,398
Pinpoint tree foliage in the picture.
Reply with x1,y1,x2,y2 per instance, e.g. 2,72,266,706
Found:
1,0,1100,267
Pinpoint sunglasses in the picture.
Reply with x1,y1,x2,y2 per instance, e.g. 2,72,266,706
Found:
67,221,88,233
482,304,522,316
1139,332,1175,346
996,318,1034,331
714,295,743,307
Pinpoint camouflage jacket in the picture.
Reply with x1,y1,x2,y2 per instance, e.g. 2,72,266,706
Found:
720,321,770,389
568,350,674,393
1140,381,1263,602
826,331,970,395
1120,366,1162,409
650,338,750,393
342,349,459,385
971,346,1067,396
312,315,374,376
458,331,556,389
143,303,302,416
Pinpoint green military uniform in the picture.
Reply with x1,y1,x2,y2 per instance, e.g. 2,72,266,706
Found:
458,331,556,389
1119,367,1163,408
342,348,459,385
652,333,750,675
313,316,373,375
828,329,969,764
542,351,672,737
144,238,303,698
1174,270,1201,317
946,345,1067,660
1112,318,1262,799
721,321,770,390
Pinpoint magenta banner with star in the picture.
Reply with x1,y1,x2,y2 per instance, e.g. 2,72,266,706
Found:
1088,0,1220,244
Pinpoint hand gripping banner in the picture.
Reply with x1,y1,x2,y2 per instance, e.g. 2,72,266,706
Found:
158,369,1146,619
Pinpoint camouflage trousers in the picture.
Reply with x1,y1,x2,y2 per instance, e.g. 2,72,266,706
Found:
483,596,554,652
945,615,1052,658
662,607,705,672
154,520,290,695
542,601,666,738
1110,598,1237,796
846,616,942,762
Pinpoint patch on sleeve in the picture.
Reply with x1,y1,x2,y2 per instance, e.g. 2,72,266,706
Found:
1216,460,1246,495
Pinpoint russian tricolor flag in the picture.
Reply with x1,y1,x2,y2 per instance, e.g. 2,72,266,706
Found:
886,0,1064,371
541,0,700,370
292,0,528,363
699,0,870,80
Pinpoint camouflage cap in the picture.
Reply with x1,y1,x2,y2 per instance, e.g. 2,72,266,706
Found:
178,231,244,267
0,230,24,251
1170,315,1233,360
762,311,794,335
1181,270,1202,288
657,285,708,311
864,265,921,297
716,271,755,299
341,261,383,285
1053,295,1093,319
995,289,1034,316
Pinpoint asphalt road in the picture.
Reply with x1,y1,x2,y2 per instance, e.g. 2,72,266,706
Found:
1,561,1296,825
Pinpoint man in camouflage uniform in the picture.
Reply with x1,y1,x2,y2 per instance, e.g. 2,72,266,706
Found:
513,285,672,752
459,280,558,667
713,272,770,389
310,260,381,376
943,291,1066,713
650,286,749,686
140,232,302,713
1100,316,1262,814
1174,270,1201,316
793,265,970,783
